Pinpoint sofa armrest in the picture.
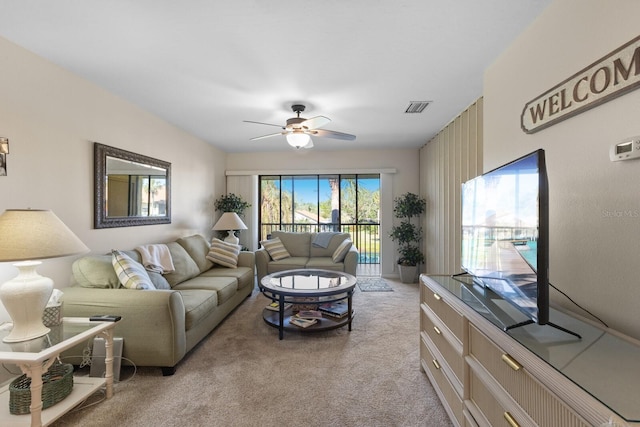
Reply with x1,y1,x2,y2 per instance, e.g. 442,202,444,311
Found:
237,251,255,270
255,248,271,283
62,287,187,368
344,246,359,277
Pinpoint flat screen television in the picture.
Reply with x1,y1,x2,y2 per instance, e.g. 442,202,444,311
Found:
460,149,550,329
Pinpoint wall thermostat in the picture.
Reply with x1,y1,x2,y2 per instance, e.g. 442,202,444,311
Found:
610,137,640,161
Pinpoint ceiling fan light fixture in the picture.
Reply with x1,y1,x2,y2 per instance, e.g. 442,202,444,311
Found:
286,132,311,148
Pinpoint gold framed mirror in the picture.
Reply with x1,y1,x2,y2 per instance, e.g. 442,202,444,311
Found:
94,143,171,228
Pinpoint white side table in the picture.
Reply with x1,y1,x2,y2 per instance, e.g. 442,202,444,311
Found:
0,317,118,427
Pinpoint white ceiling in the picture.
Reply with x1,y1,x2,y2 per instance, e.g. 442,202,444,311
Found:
0,1,551,153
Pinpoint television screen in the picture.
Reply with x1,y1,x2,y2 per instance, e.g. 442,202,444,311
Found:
461,149,549,326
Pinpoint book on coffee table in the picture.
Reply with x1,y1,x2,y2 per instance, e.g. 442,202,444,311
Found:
289,317,318,328
318,301,349,318
265,301,292,312
295,310,323,319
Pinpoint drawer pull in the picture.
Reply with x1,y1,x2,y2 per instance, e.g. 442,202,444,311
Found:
503,411,520,427
433,326,442,335
501,354,522,371
432,359,441,370
433,293,442,301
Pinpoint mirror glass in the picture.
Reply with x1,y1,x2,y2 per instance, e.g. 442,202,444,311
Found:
94,143,171,228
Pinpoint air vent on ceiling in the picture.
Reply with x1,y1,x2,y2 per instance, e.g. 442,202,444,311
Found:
404,101,431,114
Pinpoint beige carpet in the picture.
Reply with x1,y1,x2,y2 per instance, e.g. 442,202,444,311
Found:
52,278,452,427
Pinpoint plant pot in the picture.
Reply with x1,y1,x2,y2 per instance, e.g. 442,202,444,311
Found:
398,265,418,284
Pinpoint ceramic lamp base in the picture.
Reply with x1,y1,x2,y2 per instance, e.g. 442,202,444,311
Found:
224,230,240,245
0,261,53,342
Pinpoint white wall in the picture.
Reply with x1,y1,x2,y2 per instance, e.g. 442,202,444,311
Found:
484,0,640,338
0,37,226,322
227,148,421,277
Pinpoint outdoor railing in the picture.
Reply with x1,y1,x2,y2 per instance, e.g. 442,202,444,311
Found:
260,223,380,266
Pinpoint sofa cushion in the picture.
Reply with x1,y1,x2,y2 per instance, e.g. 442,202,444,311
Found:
332,239,353,262
176,289,218,330
162,242,201,287
177,234,215,273
260,237,291,260
72,255,121,289
173,276,238,306
266,257,309,275
272,231,312,257
72,253,170,290
201,266,255,290
309,233,351,257
305,257,346,271
112,250,156,290
206,238,241,268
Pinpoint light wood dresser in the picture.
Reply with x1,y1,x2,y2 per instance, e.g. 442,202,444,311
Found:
420,274,640,427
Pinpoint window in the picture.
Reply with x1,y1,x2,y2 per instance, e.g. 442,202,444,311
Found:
259,174,380,267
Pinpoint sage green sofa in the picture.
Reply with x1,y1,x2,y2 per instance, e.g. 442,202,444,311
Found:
62,234,255,375
255,230,358,283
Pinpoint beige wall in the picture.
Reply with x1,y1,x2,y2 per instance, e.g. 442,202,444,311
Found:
484,0,640,338
0,37,226,322
227,148,421,277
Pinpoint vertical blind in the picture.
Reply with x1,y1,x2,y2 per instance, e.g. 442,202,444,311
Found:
420,98,483,275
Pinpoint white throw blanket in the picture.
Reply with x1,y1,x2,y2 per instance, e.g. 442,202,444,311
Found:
135,244,175,274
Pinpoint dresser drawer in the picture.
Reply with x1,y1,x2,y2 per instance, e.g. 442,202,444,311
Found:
469,368,535,427
468,325,590,427
422,281,465,342
421,304,464,387
421,333,465,427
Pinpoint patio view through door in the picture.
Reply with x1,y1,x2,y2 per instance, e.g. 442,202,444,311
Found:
259,174,381,276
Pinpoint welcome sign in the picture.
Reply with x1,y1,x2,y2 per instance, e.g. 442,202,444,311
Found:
521,35,640,134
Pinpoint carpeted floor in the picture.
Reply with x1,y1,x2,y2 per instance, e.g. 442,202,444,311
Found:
357,277,394,292
51,278,451,427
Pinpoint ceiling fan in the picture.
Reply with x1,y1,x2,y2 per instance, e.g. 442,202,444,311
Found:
244,104,356,149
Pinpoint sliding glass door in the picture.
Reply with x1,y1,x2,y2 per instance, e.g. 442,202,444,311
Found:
259,174,380,270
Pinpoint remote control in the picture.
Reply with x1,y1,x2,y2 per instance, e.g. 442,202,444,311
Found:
89,315,121,322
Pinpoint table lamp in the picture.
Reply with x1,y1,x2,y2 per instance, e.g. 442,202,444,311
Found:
0,209,89,342
212,212,247,245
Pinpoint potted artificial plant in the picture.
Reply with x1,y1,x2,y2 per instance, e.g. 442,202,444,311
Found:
214,193,251,216
213,193,251,243
389,192,426,283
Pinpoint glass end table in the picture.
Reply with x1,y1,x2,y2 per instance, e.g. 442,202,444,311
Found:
0,317,118,427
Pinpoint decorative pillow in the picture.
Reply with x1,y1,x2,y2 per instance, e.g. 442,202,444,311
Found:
332,239,353,262
260,237,291,261
147,271,171,290
111,250,156,290
206,238,241,268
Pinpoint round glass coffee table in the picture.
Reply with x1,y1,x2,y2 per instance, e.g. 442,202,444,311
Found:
259,269,357,339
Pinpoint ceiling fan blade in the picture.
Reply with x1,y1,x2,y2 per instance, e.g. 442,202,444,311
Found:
243,120,285,129
303,139,314,149
250,132,284,141
311,129,356,141
301,115,330,130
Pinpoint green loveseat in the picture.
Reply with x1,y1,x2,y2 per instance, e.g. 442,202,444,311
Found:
255,230,358,283
62,234,254,375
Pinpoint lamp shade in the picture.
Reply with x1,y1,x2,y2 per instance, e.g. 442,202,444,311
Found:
0,209,89,342
212,212,247,231
0,209,89,261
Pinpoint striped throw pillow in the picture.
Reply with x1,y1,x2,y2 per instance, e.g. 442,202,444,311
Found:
206,238,241,268
260,237,290,261
111,250,156,290
332,239,353,262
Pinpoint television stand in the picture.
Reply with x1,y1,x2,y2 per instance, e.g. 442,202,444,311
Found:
504,319,582,339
